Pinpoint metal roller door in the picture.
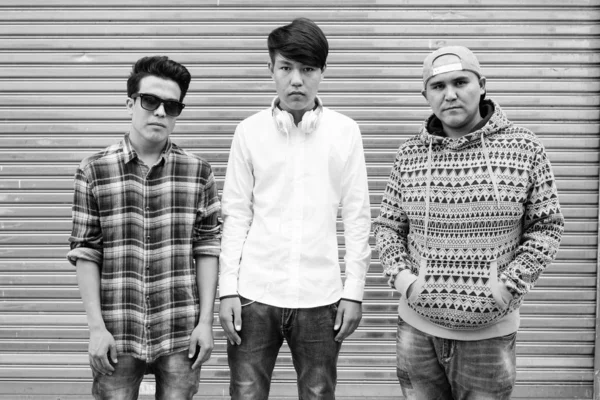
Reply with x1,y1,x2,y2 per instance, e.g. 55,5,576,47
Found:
0,1,598,398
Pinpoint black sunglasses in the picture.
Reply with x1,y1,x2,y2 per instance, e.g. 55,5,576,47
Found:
131,93,185,117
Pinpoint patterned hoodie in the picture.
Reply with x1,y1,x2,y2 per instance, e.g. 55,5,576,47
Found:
373,100,564,338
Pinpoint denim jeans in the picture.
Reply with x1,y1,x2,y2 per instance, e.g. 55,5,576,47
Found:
227,297,342,400
396,317,516,400
91,350,200,400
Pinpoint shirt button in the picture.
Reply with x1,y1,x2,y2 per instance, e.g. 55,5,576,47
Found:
145,207,150,211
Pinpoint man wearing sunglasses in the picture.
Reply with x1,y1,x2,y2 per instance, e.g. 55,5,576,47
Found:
68,55,221,399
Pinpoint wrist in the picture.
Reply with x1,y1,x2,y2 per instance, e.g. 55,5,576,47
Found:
395,269,418,298
88,321,107,331
197,316,214,326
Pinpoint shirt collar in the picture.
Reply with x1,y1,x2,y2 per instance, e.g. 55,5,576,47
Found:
270,95,323,114
122,133,173,165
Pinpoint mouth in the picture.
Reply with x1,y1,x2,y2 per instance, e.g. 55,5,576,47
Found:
148,122,167,128
289,91,304,97
444,106,462,112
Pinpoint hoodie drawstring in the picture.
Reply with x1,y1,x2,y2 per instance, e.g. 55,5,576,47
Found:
422,133,501,251
480,131,501,207
423,138,433,249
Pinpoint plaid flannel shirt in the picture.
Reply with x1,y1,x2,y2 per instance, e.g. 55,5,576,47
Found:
67,134,221,362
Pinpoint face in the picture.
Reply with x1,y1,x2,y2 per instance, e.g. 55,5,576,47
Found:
423,55,486,138
269,53,325,120
126,75,182,150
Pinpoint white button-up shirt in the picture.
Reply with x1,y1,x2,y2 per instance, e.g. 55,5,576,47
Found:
218,104,371,308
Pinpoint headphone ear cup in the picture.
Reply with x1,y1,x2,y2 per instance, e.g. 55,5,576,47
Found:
299,110,319,133
274,108,294,134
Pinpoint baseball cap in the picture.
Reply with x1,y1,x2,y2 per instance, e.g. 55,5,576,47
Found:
422,46,482,87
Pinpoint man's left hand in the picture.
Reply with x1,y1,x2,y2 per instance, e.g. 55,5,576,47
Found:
333,299,362,342
188,321,214,369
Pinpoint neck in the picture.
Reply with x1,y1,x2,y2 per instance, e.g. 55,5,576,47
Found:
443,115,483,139
289,109,308,126
280,99,318,126
128,132,166,166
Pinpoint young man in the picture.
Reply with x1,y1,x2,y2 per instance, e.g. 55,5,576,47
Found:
373,46,564,399
218,18,371,400
67,56,221,400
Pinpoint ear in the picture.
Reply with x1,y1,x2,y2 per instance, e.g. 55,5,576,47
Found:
126,97,134,116
321,63,327,75
421,88,428,100
478,76,487,95
268,62,274,77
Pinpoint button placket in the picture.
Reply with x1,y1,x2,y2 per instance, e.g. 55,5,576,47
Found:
289,132,305,303
141,168,151,355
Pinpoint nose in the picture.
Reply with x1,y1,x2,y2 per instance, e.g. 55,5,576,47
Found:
154,102,166,117
290,69,302,87
444,86,457,101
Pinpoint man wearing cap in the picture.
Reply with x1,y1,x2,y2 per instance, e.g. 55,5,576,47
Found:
373,46,564,399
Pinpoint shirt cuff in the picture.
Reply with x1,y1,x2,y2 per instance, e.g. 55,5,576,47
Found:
219,294,239,300
500,273,519,300
384,262,405,288
394,269,418,298
67,247,103,267
340,297,362,305
218,275,239,298
342,277,366,302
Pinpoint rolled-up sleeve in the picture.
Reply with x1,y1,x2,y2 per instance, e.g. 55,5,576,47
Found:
67,167,103,266
193,164,222,257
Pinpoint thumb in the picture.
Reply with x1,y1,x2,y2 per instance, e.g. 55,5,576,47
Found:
188,335,197,358
233,303,242,331
109,342,118,363
334,307,343,330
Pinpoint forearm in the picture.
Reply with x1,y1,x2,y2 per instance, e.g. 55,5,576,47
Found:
504,147,565,297
503,213,564,297
373,154,410,278
341,208,371,301
219,125,253,297
373,220,410,272
75,259,105,329
218,219,249,297
195,255,218,325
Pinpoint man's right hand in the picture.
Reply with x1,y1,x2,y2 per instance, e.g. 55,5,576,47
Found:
219,296,242,345
88,326,118,375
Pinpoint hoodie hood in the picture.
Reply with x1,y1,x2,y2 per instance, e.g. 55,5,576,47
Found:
418,99,513,150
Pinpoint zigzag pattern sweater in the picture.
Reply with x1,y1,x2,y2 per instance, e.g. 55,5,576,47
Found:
373,100,564,339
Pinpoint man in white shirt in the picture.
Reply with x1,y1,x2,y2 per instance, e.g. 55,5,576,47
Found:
218,18,372,400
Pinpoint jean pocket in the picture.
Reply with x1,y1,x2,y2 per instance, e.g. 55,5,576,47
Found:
330,300,339,313
239,295,257,308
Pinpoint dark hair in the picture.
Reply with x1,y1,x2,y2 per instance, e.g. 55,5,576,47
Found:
268,18,329,70
127,56,191,101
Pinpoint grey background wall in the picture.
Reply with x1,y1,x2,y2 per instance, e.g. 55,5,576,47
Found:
0,1,598,399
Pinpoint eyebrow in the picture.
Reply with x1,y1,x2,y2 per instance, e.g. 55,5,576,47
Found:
428,73,472,87
142,93,181,102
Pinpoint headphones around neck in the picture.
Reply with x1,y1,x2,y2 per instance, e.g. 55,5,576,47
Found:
272,97,323,135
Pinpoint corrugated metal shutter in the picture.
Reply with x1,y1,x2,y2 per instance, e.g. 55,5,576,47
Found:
0,1,598,399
